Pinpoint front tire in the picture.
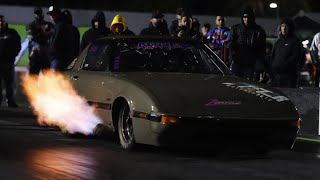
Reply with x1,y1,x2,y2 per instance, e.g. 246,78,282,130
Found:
118,103,136,150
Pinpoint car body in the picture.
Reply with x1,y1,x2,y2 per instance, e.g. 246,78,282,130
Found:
65,36,301,150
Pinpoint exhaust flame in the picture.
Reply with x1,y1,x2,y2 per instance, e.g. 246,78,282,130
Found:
21,70,102,135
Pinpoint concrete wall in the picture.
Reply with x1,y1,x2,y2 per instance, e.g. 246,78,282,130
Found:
0,5,279,36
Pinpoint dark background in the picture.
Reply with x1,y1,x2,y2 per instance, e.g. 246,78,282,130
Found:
1,0,320,17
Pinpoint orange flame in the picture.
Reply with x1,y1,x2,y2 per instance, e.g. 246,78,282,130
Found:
21,70,102,135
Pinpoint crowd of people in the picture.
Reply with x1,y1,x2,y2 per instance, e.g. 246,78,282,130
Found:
0,5,319,108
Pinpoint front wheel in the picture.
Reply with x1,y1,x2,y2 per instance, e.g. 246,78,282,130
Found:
118,103,136,150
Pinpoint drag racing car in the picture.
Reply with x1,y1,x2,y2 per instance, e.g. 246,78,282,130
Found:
65,36,301,151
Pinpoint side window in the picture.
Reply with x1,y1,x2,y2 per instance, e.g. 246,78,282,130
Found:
81,43,109,71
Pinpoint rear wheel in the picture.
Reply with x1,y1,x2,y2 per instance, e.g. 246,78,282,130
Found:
118,103,136,150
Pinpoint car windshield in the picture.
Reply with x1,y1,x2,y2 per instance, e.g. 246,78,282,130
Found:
109,40,231,75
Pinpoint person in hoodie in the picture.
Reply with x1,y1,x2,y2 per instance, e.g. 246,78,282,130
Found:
140,10,169,36
26,7,54,75
271,18,303,88
47,5,74,71
229,6,266,81
62,9,80,61
80,11,110,51
109,15,135,36
0,15,21,107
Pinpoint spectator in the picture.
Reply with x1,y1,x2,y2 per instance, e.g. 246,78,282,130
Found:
173,12,201,40
310,32,320,87
140,10,169,36
26,7,54,75
47,5,74,71
109,15,135,36
169,7,184,36
80,11,111,51
0,15,21,107
207,16,230,51
229,6,266,81
191,18,200,34
271,18,303,88
261,41,273,84
200,23,211,43
62,9,80,61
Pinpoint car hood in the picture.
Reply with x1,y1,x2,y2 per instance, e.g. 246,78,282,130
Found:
122,72,299,120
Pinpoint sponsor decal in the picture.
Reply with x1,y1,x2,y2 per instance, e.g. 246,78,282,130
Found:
137,42,192,49
222,82,290,102
206,99,241,106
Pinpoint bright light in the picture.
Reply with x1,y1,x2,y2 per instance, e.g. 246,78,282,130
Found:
302,40,309,45
21,70,103,135
269,3,278,9
302,40,309,48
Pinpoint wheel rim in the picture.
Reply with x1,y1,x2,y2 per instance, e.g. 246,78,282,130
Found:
120,104,133,143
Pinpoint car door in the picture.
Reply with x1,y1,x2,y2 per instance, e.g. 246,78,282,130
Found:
70,41,114,126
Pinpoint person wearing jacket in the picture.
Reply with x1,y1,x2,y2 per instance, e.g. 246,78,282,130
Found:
26,7,54,75
0,15,21,107
109,15,135,36
310,32,320,87
229,6,266,81
169,7,184,36
62,9,80,61
271,18,303,88
47,6,74,71
207,16,231,51
140,10,169,36
80,11,111,51
173,12,201,40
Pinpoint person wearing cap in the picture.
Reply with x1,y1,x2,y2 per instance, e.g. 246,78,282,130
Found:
26,7,54,75
229,6,266,81
109,14,135,36
271,18,304,88
62,9,80,61
80,11,111,51
169,7,184,36
47,5,74,71
0,15,21,107
140,10,169,36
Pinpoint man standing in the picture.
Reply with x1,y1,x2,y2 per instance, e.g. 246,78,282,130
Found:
173,12,201,40
140,10,169,36
229,6,266,81
169,7,184,36
62,9,80,61
47,6,74,71
26,7,54,75
0,15,21,107
80,11,110,51
310,32,320,87
271,18,303,88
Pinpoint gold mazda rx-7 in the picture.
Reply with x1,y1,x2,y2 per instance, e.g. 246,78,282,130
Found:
66,36,301,151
